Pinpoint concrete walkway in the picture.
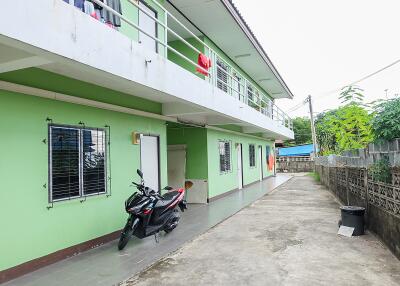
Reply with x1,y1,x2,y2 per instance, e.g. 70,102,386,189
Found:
121,175,400,286
5,175,291,286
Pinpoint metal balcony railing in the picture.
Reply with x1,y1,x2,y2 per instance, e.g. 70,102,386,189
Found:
81,0,293,130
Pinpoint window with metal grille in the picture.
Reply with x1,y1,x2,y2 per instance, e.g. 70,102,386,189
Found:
217,59,229,93
249,144,256,167
219,140,231,173
49,125,107,202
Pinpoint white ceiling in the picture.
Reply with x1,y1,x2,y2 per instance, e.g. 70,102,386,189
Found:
165,0,293,99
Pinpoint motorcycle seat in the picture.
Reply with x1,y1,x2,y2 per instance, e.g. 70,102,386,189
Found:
156,191,180,208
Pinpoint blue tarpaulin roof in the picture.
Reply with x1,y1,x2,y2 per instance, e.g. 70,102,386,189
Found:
278,144,314,156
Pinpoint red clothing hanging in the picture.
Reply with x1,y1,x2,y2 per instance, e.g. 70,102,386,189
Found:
196,53,212,76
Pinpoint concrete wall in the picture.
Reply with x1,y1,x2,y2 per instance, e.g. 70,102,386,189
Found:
277,160,314,173
315,164,400,259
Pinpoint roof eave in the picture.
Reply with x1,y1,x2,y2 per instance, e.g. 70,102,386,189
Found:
220,0,294,99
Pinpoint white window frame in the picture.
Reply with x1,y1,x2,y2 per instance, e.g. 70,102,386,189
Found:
218,140,232,173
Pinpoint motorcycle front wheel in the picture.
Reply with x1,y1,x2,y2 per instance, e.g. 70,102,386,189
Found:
118,219,135,250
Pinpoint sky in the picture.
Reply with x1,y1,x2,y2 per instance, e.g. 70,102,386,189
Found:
233,0,400,118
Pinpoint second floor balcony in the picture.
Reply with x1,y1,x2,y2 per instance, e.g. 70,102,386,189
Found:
0,0,294,139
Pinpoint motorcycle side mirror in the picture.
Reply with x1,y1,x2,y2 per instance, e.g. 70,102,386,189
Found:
163,186,173,191
137,169,143,179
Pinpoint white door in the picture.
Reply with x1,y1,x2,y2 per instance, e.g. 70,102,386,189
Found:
167,145,186,190
140,135,160,192
139,2,157,52
259,146,263,181
237,144,243,189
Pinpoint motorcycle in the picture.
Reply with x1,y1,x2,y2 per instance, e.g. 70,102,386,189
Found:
118,169,189,250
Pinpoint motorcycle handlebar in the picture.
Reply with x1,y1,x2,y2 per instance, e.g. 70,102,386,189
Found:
131,182,159,197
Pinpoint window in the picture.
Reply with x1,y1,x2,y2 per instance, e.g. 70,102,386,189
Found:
249,144,256,167
217,59,229,93
233,72,243,101
49,125,107,202
219,140,231,172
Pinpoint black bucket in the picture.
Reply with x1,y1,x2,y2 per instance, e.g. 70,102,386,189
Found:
340,206,365,236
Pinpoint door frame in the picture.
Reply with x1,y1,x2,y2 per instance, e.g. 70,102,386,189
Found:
237,143,243,189
139,133,161,192
138,0,159,53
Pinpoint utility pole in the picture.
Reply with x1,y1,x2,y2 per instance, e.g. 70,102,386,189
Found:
306,95,318,157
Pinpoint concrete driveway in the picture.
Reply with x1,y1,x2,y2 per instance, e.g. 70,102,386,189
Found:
120,175,400,286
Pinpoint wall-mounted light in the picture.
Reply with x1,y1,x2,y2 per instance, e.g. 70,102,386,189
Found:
132,132,141,145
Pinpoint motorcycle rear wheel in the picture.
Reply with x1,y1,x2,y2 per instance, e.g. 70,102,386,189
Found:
164,210,180,233
118,221,134,250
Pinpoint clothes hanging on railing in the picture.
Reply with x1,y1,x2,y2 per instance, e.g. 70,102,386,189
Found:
84,1,95,16
101,0,122,27
196,53,212,76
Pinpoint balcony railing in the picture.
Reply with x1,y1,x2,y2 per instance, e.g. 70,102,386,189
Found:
79,0,293,130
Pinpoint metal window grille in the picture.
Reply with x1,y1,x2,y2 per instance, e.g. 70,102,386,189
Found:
49,125,107,202
249,144,256,167
219,140,231,172
217,59,229,93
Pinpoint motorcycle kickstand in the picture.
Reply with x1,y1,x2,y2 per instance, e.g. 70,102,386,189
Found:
154,232,160,244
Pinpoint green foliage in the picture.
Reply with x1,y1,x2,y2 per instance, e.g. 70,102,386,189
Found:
308,172,320,182
315,86,373,155
286,117,312,146
315,110,339,155
315,104,373,155
339,85,365,105
368,158,392,183
371,97,400,141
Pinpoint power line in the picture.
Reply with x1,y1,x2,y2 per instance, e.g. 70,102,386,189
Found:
313,57,400,103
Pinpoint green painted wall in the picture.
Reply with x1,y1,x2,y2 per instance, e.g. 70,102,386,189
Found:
120,0,166,57
167,126,208,179
167,37,205,78
0,68,161,114
0,90,167,271
206,129,274,199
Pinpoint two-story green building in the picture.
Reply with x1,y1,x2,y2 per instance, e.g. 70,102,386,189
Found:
0,0,294,282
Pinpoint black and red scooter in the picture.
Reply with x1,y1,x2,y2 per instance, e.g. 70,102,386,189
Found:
118,169,190,250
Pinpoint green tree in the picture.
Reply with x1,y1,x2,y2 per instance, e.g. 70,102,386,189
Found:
371,97,400,141
286,117,312,146
339,85,364,105
329,104,374,151
315,104,373,155
315,110,338,155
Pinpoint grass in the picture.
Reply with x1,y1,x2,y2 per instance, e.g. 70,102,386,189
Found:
307,172,320,182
